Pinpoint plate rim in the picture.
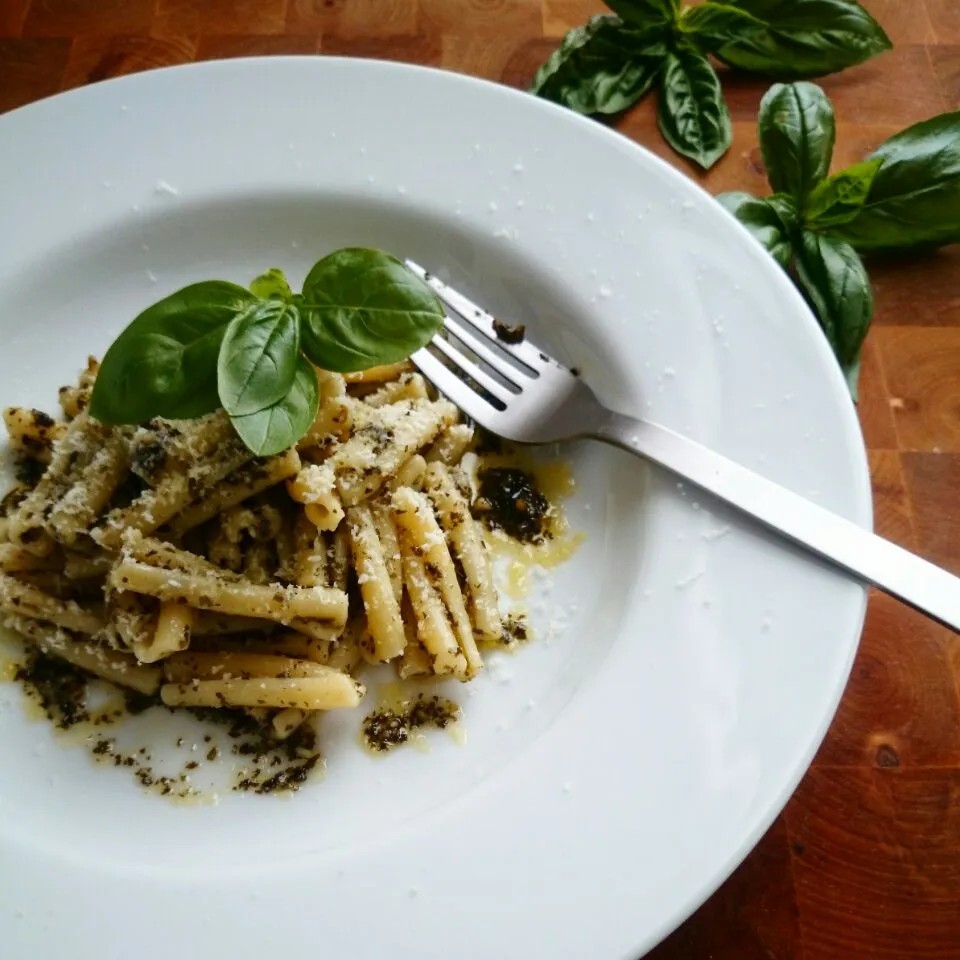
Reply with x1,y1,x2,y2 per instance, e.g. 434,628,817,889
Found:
0,55,872,960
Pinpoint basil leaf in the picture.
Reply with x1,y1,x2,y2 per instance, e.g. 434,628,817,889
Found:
759,82,835,203
680,2,765,53
712,0,891,79
717,191,795,269
300,248,445,373
90,281,255,425
794,231,872,372
217,299,301,417
250,268,293,301
657,46,731,170
804,158,882,228
604,0,676,27
230,354,319,457
530,15,668,115
768,192,801,231
829,111,960,252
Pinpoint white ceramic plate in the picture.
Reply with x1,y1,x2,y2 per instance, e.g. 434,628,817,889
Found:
0,58,869,959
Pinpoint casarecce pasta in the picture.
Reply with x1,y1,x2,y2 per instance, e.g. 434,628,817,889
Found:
0,358,512,746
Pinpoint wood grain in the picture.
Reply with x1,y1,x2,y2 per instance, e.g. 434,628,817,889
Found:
867,449,914,547
61,34,195,88
901,453,960,574
876,327,960,451
0,0,31,37
926,1,960,45
288,0,419,37
0,37,69,112
864,0,937,44
818,45,949,124
787,767,960,960
816,592,960,768
870,247,960,328
858,338,898,450
929,43,960,110
194,33,320,61
1,1,960,958
24,0,155,38
321,32,441,65
542,0,606,38
158,0,288,35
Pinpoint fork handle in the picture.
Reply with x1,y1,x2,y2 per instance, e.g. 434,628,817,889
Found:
595,413,960,633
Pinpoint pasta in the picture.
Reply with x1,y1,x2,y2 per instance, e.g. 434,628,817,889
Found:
2,407,66,463
4,613,161,696
392,486,483,678
6,412,115,556
96,413,252,549
109,533,348,625
346,504,406,661
160,675,362,711
169,447,301,535
0,353,567,775
135,600,194,663
329,396,458,505
423,461,502,645
0,572,104,634
287,463,344,531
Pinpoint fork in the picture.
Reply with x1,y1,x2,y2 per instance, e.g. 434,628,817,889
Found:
406,260,960,634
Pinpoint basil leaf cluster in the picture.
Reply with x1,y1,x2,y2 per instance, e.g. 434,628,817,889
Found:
531,0,890,169
719,84,960,396
90,249,445,456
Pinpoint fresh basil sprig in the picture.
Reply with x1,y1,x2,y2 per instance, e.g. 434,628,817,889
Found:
90,249,445,456
217,299,301,417
530,0,890,170
300,249,447,372
230,354,319,457
88,281,256,425
718,84,960,398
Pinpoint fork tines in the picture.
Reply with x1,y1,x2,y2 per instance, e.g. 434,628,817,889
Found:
406,260,555,412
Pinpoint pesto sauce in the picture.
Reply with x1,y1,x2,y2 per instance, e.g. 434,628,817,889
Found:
472,467,551,544
362,692,461,754
9,649,324,800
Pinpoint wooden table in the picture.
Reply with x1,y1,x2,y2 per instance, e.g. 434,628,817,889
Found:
2,2,958,957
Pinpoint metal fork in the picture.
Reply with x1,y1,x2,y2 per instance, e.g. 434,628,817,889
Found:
407,260,960,634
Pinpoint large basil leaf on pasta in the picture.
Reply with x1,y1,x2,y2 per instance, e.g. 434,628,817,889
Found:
217,299,301,417
90,281,256,425
300,248,445,373
530,15,668,115
229,354,319,457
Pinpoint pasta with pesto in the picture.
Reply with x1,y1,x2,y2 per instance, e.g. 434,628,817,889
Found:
0,353,545,755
